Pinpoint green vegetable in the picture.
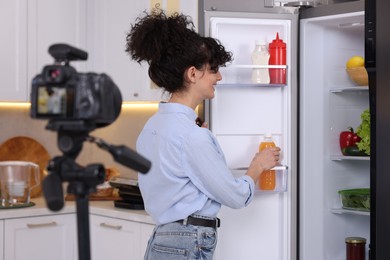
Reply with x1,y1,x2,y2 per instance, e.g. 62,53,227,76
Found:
356,109,370,155
339,188,370,211
342,145,367,156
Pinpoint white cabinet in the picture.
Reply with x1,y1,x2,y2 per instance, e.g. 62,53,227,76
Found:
0,0,86,102
140,222,155,256
27,0,88,82
0,220,3,260
0,0,28,101
4,213,77,260
90,214,154,260
86,0,158,101
1,0,198,102
86,0,198,101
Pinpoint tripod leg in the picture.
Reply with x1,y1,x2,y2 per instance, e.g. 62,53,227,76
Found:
76,195,91,260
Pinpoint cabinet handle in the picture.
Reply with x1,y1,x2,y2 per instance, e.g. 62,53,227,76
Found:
27,221,58,228
100,222,123,230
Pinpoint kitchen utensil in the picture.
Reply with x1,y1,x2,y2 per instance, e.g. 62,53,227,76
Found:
0,161,39,207
0,136,50,197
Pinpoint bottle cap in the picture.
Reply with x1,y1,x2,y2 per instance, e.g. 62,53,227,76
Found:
345,237,366,244
264,133,272,138
270,32,286,48
255,39,266,46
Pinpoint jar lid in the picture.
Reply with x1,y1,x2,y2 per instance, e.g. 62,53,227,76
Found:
345,237,367,244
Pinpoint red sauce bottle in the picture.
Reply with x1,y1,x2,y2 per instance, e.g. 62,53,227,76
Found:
268,32,286,84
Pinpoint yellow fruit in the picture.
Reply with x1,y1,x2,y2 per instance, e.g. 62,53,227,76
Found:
346,56,364,68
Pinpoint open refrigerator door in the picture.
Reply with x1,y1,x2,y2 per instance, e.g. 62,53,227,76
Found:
203,9,298,260
299,5,369,260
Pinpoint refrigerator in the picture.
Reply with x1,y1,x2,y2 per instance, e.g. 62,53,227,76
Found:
199,0,383,259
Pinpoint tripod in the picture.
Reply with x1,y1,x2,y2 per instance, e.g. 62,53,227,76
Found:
42,127,151,260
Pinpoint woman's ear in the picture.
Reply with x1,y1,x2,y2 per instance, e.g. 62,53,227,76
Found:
185,66,197,83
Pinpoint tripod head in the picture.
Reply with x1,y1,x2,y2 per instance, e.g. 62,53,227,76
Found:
42,129,151,211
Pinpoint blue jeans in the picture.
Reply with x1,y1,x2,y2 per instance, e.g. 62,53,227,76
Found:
144,220,218,259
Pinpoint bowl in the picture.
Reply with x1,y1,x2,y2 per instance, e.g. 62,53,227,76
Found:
346,67,369,86
339,188,370,211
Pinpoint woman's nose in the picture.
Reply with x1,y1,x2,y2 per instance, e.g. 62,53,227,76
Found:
217,71,222,81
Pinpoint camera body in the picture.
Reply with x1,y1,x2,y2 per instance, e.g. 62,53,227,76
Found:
30,44,122,130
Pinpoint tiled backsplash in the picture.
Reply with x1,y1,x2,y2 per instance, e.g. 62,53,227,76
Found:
0,104,158,179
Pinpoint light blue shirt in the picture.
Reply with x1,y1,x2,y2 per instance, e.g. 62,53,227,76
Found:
136,102,254,225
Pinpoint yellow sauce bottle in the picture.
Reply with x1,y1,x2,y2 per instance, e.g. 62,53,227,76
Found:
259,134,276,190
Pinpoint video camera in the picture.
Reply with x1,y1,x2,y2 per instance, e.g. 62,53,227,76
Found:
30,43,122,131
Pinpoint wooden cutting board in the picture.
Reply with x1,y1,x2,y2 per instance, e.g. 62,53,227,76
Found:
0,136,51,198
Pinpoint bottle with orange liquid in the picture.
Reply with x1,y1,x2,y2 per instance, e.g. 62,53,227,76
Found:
259,134,276,190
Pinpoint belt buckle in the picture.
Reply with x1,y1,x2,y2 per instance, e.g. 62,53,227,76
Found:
215,218,220,228
183,217,188,226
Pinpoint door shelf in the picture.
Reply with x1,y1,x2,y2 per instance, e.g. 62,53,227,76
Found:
330,208,370,216
330,86,368,93
217,83,286,87
231,165,288,193
230,65,288,69
330,154,370,161
218,64,288,87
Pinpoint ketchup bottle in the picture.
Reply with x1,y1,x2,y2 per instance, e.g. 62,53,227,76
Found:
268,33,286,84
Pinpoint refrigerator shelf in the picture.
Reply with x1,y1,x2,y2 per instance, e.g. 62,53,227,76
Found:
230,64,288,69
330,208,370,216
216,83,286,87
231,165,288,171
218,64,288,86
330,155,370,161
329,86,369,93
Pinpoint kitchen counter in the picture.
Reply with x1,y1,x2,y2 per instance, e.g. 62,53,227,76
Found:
0,197,155,225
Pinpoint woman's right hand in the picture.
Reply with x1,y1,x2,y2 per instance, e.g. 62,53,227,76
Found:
245,147,281,183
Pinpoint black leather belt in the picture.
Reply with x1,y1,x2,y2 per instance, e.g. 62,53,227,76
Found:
176,216,221,229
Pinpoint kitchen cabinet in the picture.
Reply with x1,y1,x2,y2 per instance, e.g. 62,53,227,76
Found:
0,220,3,260
4,213,77,260
0,0,87,102
1,0,198,102
90,214,154,260
0,0,28,101
140,222,155,256
86,0,159,101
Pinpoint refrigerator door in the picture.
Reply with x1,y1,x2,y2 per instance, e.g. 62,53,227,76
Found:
300,3,369,260
203,6,298,260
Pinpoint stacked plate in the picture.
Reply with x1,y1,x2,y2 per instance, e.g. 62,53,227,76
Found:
109,176,144,210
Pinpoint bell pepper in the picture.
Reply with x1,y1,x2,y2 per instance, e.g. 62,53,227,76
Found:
340,127,362,155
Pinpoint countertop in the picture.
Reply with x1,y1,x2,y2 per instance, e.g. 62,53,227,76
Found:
0,197,155,225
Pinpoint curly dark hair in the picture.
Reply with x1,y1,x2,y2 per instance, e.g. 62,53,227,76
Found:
125,9,232,94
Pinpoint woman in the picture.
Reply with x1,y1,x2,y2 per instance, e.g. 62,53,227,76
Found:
126,9,280,260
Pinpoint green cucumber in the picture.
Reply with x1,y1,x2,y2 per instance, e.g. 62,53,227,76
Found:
342,145,368,156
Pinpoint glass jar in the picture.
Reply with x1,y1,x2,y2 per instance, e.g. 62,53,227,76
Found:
346,237,366,260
